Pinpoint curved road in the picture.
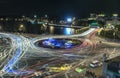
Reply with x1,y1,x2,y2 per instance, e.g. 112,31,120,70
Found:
0,28,98,76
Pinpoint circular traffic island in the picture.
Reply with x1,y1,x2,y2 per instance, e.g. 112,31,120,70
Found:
35,38,82,49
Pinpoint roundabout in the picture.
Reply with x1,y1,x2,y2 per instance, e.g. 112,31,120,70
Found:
34,38,82,49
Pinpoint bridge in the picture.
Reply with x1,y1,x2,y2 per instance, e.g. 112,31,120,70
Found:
29,20,85,28
48,24,84,28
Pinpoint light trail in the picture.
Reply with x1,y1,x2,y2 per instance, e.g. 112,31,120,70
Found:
4,37,22,72
31,28,96,51
0,33,33,75
0,27,99,76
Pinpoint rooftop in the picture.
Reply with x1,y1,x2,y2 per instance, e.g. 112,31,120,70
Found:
105,56,120,64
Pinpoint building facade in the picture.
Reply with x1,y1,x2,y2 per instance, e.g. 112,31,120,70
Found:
102,56,120,78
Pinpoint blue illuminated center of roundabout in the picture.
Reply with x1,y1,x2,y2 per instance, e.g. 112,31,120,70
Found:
35,38,82,49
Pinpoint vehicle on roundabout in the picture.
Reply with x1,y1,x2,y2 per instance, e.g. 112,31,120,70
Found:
89,60,102,68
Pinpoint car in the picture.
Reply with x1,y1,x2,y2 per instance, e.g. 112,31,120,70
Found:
75,67,85,73
89,60,102,68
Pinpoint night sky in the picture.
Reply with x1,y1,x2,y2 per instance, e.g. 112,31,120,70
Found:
0,0,120,18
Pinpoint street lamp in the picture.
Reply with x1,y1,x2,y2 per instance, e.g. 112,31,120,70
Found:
18,24,25,32
20,24,24,28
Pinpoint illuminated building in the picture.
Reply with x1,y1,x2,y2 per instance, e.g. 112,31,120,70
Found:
102,56,120,78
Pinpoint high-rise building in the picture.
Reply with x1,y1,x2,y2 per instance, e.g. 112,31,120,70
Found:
102,56,120,78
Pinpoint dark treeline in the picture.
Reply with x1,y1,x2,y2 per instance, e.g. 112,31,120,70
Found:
0,20,47,34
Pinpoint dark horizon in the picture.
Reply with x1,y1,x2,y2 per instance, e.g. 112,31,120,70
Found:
0,0,120,18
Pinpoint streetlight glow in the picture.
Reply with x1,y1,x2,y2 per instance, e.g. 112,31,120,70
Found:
67,18,72,22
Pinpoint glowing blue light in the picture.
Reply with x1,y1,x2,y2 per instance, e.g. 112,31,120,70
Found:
55,44,61,47
66,45,71,48
67,18,72,22
64,28,72,35
4,38,23,73
48,38,55,42
42,38,74,49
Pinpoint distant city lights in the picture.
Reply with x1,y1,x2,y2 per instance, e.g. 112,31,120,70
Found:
34,15,37,18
